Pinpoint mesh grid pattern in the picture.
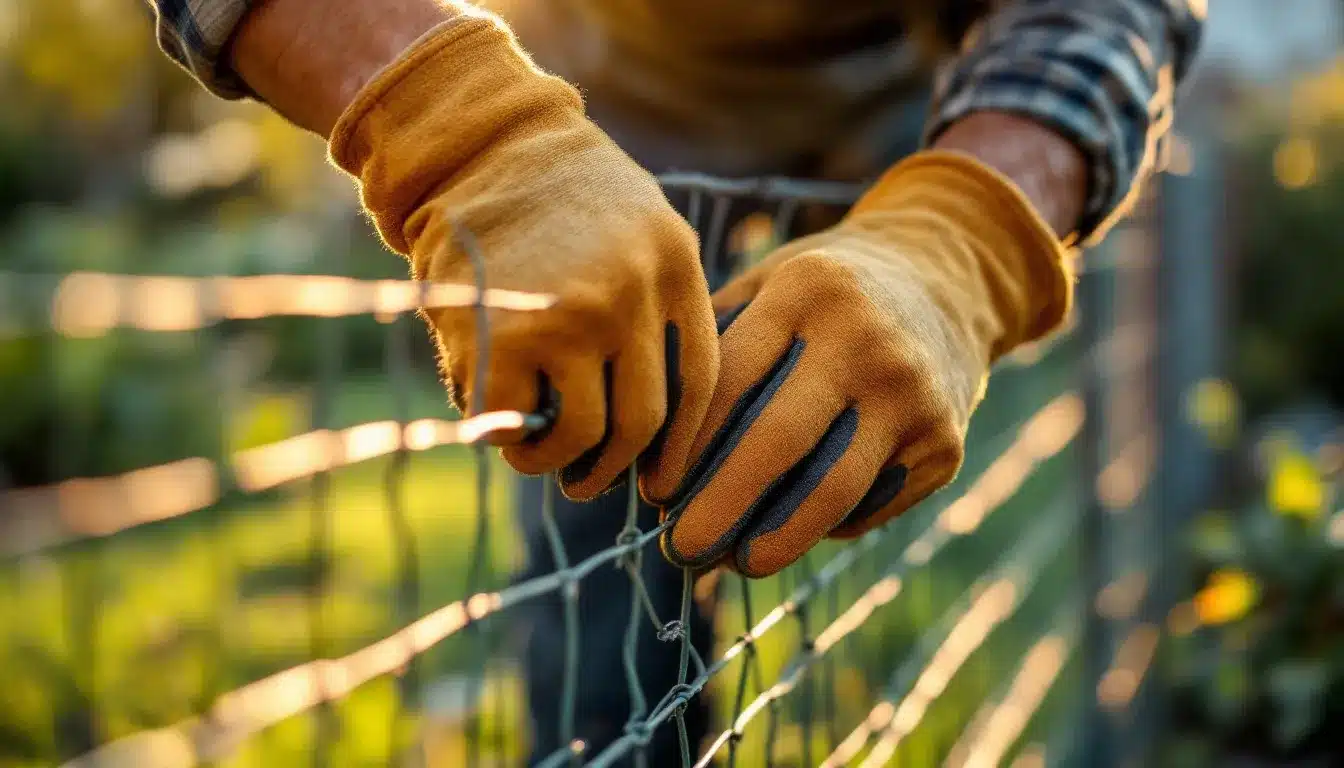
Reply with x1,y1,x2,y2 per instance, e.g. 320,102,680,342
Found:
0,175,1167,767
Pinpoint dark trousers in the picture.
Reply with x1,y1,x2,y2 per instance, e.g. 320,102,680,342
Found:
514,479,715,765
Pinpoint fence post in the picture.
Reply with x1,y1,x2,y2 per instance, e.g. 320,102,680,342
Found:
1154,107,1227,603
1150,99,1229,759
1077,246,1116,768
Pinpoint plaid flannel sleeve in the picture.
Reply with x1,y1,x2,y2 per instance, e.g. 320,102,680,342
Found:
146,0,256,99
924,1,1206,245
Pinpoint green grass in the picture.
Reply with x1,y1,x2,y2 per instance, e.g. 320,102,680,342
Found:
0,444,518,766
0,349,1087,767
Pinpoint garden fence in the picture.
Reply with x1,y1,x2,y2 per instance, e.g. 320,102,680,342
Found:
0,156,1223,766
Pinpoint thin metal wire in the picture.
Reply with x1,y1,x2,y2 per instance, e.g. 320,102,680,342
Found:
55,388,1080,768
797,553,818,767
536,476,582,764
942,601,1082,768
385,306,421,764
308,224,348,768
823,571,840,756
617,466,650,768
700,195,733,289
456,219,498,767
725,575,758,768
827,494,1078,767
588,395,1080,766
36,171,1163,768
199,281,232,718
654,173,865,206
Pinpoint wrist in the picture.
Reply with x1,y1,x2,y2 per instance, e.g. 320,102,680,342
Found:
847,149,1074,353
328,16,587,256
930,111,1087,242
230,0,470,136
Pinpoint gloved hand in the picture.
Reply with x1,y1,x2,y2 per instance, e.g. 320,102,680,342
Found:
661,150,1075,577
329,14,718,501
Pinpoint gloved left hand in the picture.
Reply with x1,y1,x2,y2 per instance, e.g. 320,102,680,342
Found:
660,150,1075,577
328,16,720,502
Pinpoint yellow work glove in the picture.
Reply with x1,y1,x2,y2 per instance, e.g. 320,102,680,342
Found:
661,150,1074,577
329,15,719,501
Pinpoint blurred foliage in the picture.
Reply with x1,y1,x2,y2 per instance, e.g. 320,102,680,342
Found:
1166,60,1344,759
1167,427,1343,763
0,0,440,483
1164,57,1344,766
1230,58,1344,418
0,449,508,765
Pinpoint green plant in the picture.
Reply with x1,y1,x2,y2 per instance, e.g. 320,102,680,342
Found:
1231,65,1344,418
1167,432,1343,762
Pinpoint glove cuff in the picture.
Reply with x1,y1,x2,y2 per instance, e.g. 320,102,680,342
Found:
328,13,585,255
849,149,1075,356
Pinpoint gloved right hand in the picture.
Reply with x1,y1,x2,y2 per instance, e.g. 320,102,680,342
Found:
329,12,719,502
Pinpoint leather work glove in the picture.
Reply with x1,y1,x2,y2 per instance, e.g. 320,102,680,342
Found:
329,14,719,501
661,150,1074,577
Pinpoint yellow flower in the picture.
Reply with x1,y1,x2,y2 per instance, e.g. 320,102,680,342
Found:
1268,447,1327,520
1273,137,1318,189
1194,568,1258,626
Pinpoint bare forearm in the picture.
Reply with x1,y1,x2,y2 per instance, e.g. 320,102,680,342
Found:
932,111,1087,242
924,1,1203,245
229,0,470,136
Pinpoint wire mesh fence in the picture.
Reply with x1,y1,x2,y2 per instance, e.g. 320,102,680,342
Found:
0,171,1178,767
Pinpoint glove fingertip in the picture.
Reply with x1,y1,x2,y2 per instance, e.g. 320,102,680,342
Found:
659,525,701,570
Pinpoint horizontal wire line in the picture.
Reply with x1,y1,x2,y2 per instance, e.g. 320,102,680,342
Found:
1097,428,1157,511
1025,691,1093,768
0,271,555,338
656,173,865,205
55,389,1081,768
1095,569,1151,622
942,605,1081,768
16,176,1124,768
589,392,1082,767
697,490,1073,768
819,491,1076,768
1096,622,1162,713
58,523,667,768
1,410,547,557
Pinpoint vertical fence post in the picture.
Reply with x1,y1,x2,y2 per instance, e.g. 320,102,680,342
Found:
1151,99,1229,761
1077,245,1116,768
1155,105,1227,609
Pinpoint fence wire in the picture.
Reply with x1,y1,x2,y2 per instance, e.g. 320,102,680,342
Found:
0,173,1171,767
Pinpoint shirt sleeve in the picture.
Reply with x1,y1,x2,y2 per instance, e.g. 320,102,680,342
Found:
923,0,1206,245
146,0,257,99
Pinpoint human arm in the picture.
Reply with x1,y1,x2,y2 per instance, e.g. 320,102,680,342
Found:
928,0,1206,245
146,0,723,501
147,0,468,136
661,1,1206,576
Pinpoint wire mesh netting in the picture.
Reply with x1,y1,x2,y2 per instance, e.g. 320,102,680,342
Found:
0,174,1170,767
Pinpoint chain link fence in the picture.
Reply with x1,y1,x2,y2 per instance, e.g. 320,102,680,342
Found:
0,163,1217,766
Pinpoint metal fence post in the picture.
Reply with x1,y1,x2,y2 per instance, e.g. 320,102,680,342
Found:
1077,246,1116,768
1150,101,1230,760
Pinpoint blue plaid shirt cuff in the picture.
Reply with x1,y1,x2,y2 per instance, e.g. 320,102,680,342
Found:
150,0,256,100
924,1,1205,246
